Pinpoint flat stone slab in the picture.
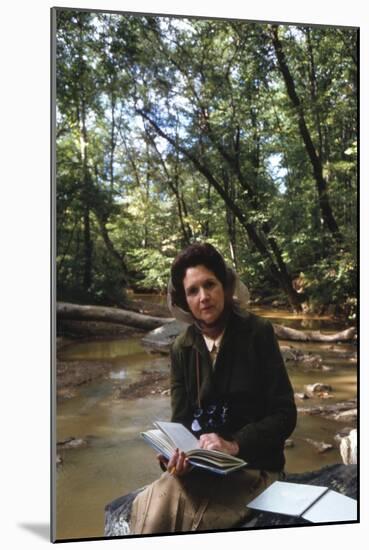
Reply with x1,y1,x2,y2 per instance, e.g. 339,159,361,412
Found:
141,320,188,353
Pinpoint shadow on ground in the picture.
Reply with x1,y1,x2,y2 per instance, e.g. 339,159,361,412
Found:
18,523,49,541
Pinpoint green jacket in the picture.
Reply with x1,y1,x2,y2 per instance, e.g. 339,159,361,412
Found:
170,310,297,472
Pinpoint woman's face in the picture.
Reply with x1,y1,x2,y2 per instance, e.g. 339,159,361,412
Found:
182,265,225,325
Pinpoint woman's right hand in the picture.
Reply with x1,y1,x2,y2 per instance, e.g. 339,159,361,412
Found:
158,448,192,477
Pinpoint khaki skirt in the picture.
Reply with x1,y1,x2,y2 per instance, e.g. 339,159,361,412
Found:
130,467,280,535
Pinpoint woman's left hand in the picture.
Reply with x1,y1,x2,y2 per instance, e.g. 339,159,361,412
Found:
199,433,239,456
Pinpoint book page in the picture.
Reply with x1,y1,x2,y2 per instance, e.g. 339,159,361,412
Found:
141,429,175,458
187,448,246,466
189,458,246,475
154,421,199,453
302,490,357,523
247,481,328,517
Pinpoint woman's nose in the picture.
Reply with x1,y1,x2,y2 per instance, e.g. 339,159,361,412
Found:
199,287,209,301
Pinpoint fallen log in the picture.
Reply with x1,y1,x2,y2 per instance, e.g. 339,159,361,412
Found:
57,302,173,331
273,324,356,343
57,303,357,345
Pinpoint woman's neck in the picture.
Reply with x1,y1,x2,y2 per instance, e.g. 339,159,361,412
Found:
197,308,230,339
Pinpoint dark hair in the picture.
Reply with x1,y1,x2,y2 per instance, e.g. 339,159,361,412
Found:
170,243,232,311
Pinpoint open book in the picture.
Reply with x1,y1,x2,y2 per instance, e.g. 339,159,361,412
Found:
247,481,357,523
141,421,247,475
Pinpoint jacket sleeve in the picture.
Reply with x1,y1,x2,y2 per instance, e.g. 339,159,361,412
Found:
232,320,297,463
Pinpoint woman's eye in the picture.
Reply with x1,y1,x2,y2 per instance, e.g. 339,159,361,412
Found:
186,287,198,297
205,281,216,289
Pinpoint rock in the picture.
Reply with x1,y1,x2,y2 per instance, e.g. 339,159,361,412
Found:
57,388,77,400
277,346,333,371
304,438,333,453
334,409,357,423
297,355,323,369
57,437,88,449
294,392,309,400
334,426,353,443
105,488,144,537
141,320,188,353
304,383,333,397
339,429,357,465
104,464,357,535
319,392,334,399
262,345,323,369
297,399,357,421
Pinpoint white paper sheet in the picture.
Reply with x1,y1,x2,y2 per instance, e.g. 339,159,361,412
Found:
302,489,357,523
247,481,328,517
247,481,357,523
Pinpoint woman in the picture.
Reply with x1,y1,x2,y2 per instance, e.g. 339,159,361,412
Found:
130,243,297,534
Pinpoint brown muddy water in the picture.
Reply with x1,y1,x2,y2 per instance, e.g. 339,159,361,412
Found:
55,308,357,540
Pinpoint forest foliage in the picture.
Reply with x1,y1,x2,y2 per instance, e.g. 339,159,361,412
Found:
54,10,357,317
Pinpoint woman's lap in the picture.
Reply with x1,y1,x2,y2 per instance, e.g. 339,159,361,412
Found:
130,468,279,534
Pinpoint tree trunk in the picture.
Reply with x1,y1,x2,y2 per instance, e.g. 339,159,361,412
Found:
76,18,93,292
223,169,237,269
93,212,128,285
305,27,323,160
80,99,93,292
109,92,116,190
269,25,342,242
143,124,192,245
82,205,92,291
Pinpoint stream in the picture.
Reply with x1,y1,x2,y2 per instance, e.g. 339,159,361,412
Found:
55,307,357,540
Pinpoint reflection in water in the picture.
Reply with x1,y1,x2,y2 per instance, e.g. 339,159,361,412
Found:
59,338,143,361
109,369,127,380
55,308,357,540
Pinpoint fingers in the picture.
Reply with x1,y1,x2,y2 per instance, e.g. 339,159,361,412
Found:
167,449,191,477
199,433,223,452
199,434,239,455
175,450,186,473
167,448,179,473
200,433,220,449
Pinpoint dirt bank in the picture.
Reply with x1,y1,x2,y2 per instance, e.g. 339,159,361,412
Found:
57,361,170,402
57,360,117,401
115,369,170,399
